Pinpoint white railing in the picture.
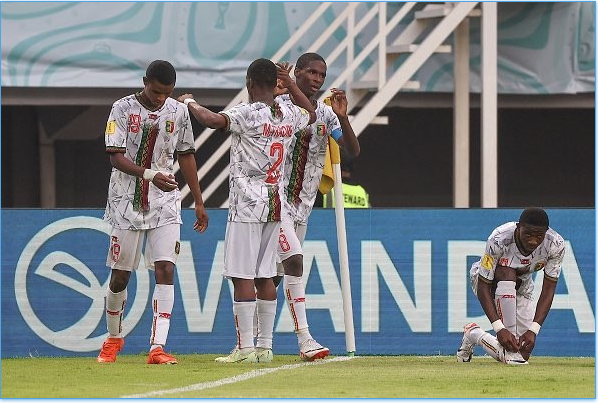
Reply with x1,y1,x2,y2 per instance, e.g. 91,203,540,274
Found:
176,2,479,207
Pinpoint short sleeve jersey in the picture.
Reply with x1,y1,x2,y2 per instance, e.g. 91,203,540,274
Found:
278,95,342,224
221,99,310,223
471,222,566,298
103,94,195,230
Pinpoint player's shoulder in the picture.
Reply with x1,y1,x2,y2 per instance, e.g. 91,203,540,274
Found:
545,227,565,250
163,97,185,114
316,100,333,115
278,99,309,119
276,94,292,104
489,222,517,244
112,93,137,108
223,101,256,116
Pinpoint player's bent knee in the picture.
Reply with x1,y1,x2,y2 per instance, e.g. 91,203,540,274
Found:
282,254,303,277
494,265,517,282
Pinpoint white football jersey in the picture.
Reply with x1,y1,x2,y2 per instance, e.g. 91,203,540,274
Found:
278,95,341,224
222,100,310,223
103,94,195,230
470,222,566,298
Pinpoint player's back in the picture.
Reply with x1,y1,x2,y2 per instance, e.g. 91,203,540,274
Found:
222,100,310,223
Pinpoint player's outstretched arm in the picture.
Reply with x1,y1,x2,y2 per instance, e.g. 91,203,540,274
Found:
177,94,227,129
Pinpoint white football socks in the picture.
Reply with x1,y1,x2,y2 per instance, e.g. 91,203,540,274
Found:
106,287,127,337
478,331,504,362
256,299,277,350
284,275,313,345
467,325,507,363
150,284,174,350
233,301,257,350
495,281,517,336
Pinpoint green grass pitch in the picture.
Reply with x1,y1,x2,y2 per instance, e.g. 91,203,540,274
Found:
1,354,594,398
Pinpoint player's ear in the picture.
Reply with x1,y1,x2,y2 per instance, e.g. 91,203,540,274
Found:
143,76,148,86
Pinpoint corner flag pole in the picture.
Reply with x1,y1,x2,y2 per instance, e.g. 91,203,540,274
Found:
329,138,356,356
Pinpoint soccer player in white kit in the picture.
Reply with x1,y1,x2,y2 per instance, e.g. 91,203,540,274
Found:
456,207,565,365
271,53,361,360
179,58,316,363
98,60,209,364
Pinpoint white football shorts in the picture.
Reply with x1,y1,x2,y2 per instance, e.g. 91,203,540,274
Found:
106,224,180,271
223,221,280,279
276,219,307,275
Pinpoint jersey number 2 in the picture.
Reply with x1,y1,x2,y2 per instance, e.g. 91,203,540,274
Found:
266,142,284,184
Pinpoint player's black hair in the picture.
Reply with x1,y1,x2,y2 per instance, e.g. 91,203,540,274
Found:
296,52,326,69
519,207,549,228
247,58,277,88
146,60,176,86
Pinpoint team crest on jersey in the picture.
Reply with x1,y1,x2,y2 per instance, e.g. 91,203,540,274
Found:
106,120,116,135
166,120,175,133
481,254,494,270
533,261,546,272
316,124,326,136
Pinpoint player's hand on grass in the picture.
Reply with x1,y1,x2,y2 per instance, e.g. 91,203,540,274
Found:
519,330,536,360
152,172,179,192
496,328,519,352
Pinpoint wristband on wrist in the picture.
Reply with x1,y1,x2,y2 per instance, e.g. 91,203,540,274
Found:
529,321,541,335
491,319,506,333
184,98,197,106
143,169,158,182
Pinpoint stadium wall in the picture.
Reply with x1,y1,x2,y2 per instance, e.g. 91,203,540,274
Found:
1,208,594,358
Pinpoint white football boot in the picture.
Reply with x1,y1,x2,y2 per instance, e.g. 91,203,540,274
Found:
215,347,258,363
299,339,330,361
503,349,529,365
255,347,273,363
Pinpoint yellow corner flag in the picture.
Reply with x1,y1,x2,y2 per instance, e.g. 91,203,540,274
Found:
319,136,341,194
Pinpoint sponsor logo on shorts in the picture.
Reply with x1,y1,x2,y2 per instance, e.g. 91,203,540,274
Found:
481,254,494,270
175,241,180,255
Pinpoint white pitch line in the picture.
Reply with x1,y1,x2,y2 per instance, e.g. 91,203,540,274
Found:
121,355,358,398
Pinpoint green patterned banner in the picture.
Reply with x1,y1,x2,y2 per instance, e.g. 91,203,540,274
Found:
1,2,594,93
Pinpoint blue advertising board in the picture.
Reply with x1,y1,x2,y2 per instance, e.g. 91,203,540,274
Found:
1,208,594,358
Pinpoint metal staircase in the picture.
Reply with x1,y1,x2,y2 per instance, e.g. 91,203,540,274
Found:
177,2,496,208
